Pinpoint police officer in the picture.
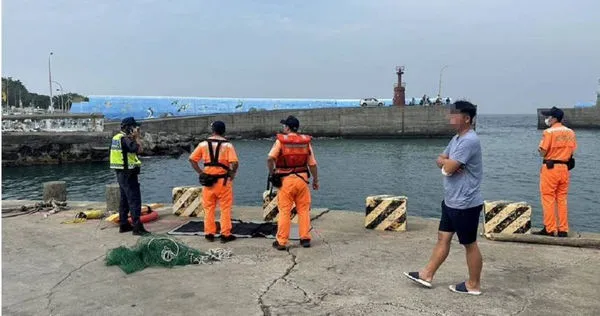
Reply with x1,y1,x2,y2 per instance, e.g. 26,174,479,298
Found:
109,117,150,235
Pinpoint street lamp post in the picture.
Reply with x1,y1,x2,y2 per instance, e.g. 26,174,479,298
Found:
438,65,449,98
48,52,54,112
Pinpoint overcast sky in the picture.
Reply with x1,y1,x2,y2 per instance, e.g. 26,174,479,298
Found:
2,0,600,113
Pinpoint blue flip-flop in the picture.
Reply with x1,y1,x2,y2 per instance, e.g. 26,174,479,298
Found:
403,271,432,288
449,282,481,295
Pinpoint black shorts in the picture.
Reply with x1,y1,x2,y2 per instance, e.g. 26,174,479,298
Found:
439,200,483,245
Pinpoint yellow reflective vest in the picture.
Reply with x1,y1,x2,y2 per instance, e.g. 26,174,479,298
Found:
109,132,141,170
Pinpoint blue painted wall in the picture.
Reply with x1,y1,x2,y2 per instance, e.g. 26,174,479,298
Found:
69,95,428,121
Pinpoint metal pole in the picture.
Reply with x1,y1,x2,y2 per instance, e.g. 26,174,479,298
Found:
48,52,54,111
438,65,448,98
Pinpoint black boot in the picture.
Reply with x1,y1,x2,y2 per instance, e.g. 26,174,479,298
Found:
300,239,311,248
132,222,150,236
119,223,134,233
532,227,555,236
272,240,287,251
220,234,237,243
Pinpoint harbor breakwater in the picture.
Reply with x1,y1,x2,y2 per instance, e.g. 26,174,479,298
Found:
102,106,456,138
537,106,600,129
2,106,455,166
1,131,203,166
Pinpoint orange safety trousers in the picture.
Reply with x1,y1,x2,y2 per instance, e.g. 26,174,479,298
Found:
540,164,570,233
202,178,233,236
276,176,312,246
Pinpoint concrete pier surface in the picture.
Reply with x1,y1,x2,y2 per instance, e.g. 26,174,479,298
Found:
2,200,599,316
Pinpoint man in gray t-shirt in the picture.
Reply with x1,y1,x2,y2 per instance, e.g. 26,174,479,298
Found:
442,129,484,209
404,101,484,296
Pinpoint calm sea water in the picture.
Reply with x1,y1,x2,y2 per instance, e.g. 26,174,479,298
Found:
2,115,599,232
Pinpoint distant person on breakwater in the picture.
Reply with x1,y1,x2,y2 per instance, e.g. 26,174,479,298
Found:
268,115,319,250
534,106,577,237
109,117,150,235
189,121,239,243
404,101,484,295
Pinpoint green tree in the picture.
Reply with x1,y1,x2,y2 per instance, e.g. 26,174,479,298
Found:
2,77,87,110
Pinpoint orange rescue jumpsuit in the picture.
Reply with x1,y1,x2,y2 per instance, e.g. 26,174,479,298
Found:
189,136,238,236
538,122,577,233
268,134,317,246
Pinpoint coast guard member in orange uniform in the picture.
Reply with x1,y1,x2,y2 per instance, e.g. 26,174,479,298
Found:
189,121,239,243
534,107,577,237
267,115,319,250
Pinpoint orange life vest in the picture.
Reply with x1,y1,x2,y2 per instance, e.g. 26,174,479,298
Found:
275,133,311,175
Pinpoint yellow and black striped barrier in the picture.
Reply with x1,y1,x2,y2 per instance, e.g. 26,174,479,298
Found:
483,200,531,235
365,195,407,232
172,186,204,217
262,189,298,223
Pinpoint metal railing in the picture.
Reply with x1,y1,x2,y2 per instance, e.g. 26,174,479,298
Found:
1,113,105,132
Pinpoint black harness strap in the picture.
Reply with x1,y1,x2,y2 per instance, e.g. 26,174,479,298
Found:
204,139,231,170
204,139,231,185
543,159,568,164
275,169,311,184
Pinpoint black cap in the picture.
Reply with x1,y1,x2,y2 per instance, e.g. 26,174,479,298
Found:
541,106,564,121
280,115,300,130
211,120,226,135
121,116,140,127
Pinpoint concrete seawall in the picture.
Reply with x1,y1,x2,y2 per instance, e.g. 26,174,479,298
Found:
2,107,457,166
537,106,600,129
104,106,457,138
1,132,112,166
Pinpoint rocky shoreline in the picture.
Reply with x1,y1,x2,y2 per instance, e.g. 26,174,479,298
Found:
1,132,215,166
1,131,340,166
138,132,203,157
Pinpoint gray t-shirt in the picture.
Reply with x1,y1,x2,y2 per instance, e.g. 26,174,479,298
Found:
442,129,483,209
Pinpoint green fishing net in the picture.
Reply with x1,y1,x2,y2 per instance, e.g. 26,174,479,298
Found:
105,234,232,274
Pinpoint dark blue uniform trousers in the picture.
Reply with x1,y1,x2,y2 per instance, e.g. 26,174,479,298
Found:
116,170,142,226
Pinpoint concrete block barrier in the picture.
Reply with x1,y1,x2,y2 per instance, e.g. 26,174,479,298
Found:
105,183,121,212
43,181,67,202
172,186,204,217
262,189,298,223
365,195,407,231
483,200,532,234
